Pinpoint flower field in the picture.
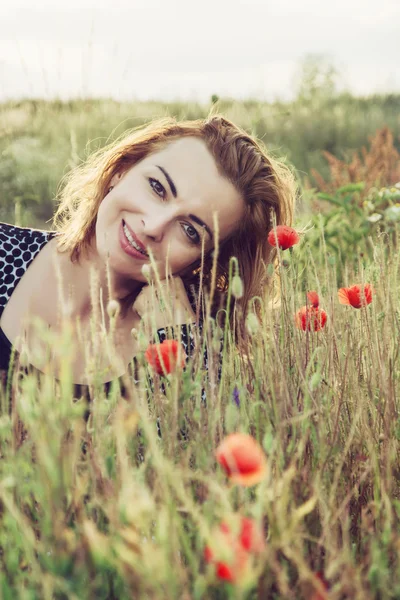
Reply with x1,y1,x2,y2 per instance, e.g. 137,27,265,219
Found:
1,96,400,599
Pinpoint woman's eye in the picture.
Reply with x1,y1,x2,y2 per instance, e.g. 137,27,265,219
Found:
149,177,166,200
182,223,200,245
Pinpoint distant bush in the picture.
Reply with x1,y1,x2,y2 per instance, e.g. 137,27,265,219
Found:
297,182,400,286
309,127,400,196
1,94,399,227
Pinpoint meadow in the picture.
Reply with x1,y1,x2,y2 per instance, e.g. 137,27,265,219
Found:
1,88,400,599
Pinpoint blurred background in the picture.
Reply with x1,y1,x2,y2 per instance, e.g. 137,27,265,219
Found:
0,0,399,245
1,0,399,102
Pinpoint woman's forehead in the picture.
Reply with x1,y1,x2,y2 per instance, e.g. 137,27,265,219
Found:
142,137,232,197
140,137,245,235
146,137,215,171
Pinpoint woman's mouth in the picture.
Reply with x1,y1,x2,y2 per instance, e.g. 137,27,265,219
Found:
119,220,149,260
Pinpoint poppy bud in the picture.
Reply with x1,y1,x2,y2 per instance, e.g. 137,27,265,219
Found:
231,275,244,299
137,331,149,352
18,349,29,368
141,264,152,279
307,291,320,308
107,299,120,318
246,313,259,335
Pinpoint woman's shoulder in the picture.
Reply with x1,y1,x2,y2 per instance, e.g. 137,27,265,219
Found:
0,221,56,281
0,222,56,248
0,222,57,316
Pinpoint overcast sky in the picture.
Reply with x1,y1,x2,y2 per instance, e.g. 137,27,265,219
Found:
0,0,399,102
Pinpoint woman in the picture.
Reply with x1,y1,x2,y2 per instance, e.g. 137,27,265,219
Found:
0,114,296,388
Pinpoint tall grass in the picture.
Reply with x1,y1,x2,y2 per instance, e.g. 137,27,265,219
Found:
0,93,399,226
1,81,400,597
1,225,400,599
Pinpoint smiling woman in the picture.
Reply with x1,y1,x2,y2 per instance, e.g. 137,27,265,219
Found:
0,114,296,390
93,136,243,286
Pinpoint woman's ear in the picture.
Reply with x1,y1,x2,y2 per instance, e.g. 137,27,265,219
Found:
110,172,123,187
174,260,200,278
174,250,214,279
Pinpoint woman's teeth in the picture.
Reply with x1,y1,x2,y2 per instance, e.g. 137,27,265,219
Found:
123,223,148,255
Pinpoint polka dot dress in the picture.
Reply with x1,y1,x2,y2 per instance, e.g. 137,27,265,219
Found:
0,222,56,318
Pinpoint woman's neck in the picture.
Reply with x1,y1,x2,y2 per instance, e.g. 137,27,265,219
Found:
52,238,143,321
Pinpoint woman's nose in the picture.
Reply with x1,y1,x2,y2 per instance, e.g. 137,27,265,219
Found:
141,213,169,242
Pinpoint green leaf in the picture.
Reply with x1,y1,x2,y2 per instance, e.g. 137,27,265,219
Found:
262,430,274,454
337,182,365,194
317,193,343,207
310,372,321,391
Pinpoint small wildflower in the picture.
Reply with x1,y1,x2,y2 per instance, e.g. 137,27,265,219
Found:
267,225,300,251
295,306,327,332
144,339,185,376
215,433,267,486
338,283,373,308
232,386,240,408
204,516,265,584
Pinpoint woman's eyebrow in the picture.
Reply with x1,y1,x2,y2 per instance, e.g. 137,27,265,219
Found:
156,165,177,197
188,214,213,241
155,164,213,240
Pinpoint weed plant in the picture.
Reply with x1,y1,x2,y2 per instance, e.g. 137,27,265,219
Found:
1,222,400,599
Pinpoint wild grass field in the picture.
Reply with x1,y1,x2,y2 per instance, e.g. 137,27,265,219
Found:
1,87,400,599
0,85,399,227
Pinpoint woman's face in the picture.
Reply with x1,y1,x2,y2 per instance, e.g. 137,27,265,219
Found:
95,137,245,282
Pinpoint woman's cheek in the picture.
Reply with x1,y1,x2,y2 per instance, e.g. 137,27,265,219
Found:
172,252,202,276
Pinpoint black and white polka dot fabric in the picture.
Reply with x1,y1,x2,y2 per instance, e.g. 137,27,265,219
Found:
155,323,208,370
155,322,220,409
0,222,56,318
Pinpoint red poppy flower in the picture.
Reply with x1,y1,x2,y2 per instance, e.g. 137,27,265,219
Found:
310,571,329,600
338,283,373,308
307,291,320,308
267,225,300,250
295,306,327,332
204,516,265,583
144,339,185,375
215,433,267,486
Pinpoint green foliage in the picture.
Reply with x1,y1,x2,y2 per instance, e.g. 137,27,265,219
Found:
1,218,400,597
1,91,400,226
2,88,400,597
297,183,400,284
